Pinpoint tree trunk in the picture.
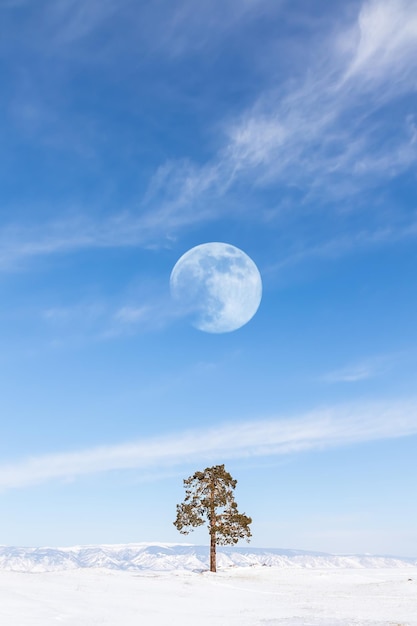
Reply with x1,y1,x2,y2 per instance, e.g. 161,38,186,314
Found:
209,476,217,572
210,532,216,572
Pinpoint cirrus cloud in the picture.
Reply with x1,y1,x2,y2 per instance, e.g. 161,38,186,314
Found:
1,398,416,491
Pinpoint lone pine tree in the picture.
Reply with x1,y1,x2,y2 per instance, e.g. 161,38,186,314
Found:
173,464,252,572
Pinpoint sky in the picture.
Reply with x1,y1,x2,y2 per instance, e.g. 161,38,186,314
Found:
0,0,416,556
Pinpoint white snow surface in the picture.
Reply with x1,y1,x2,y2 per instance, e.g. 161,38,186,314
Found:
0,544,416,625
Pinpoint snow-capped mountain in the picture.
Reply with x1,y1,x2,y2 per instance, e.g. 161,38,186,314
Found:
0,543,415,573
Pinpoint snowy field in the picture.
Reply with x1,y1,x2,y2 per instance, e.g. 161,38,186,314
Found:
0,567,416,625
0,544,415,625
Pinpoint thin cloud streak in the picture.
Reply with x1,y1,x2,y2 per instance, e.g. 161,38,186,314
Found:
321,351,408,384
40,295,177,341
154,0,417,213
1,399,416,491
137,0,417,212
343,0,417,87
1,1,416,273
322,362,381,384
224,0,417,190
265,217,417,279
0,210,177,270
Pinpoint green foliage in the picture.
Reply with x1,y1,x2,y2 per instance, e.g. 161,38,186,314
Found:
173,464,252,546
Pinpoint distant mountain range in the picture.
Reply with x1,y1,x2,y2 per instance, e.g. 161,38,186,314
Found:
0,543,415,573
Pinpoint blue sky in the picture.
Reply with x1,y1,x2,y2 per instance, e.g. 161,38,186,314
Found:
0,0,416,556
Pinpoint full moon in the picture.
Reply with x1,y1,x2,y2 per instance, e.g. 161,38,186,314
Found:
170,242,262,333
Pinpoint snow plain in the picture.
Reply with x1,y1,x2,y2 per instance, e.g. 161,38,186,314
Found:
0,544,415,626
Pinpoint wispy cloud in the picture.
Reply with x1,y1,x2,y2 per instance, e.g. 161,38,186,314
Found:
2,198,416,278
265,217,417,278
1,398,416,490
321,352,407,384
323,365,376,384
140,0,282,58
0,210,179,271
222,0,417,190
343,0,417,87
127,0,417,241
322,361,382,384
41,297,173,342
1,1,417,273
44,0,120,46
146,0,417,227
114,306,151,324
104,300,178,337
3,0,281,66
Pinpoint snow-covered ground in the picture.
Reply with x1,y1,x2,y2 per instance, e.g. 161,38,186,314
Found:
0,544,416,625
